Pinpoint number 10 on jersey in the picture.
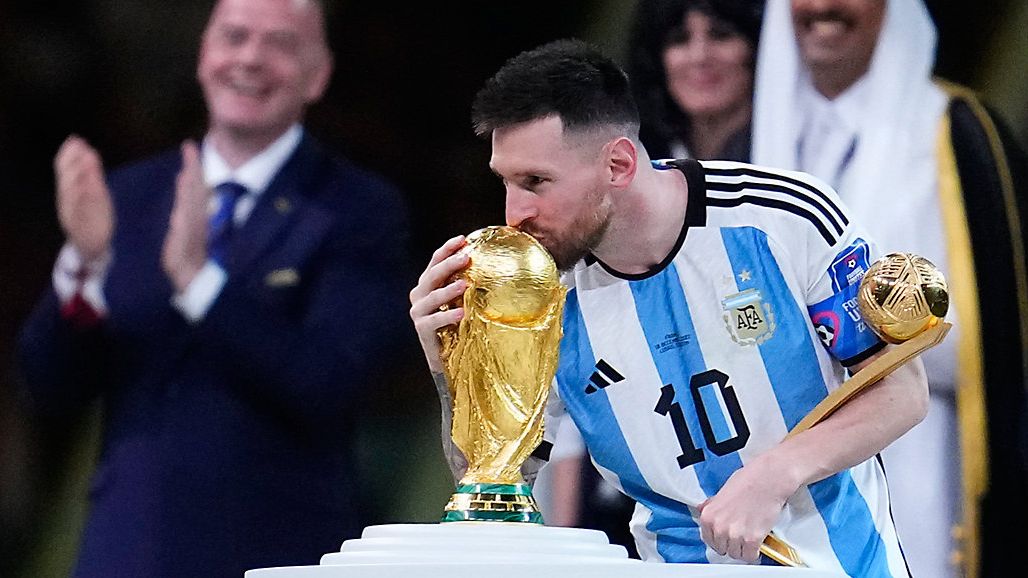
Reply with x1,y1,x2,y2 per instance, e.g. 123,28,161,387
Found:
654,369,750,468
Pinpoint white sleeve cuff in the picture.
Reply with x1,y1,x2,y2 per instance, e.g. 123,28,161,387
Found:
53,243,112,314
172,260,228,323
549,416,587,462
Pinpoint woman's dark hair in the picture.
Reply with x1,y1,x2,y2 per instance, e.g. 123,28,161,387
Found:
627,0,764,158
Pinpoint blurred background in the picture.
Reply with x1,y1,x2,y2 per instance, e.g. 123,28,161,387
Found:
1,1,1025,576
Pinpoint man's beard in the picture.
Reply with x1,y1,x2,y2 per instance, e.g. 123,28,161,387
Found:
522,198,611,272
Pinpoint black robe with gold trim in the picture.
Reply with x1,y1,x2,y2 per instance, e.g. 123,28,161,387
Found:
938,81,1028,578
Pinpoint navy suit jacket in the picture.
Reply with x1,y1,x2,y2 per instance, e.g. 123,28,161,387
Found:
18,135,413,577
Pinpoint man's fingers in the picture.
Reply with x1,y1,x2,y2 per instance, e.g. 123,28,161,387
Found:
412,250,469,304
180,140,200,173
176,140,204,195
726,534,744,561
700,521,715,554
740,538,761,564
414,307,464,336
700,506,730,557
174,140,212,215
55,137,104,192
428,235,466,269
54,135,88,174
702,514,766,562
411,278,466,319
409,236,468,304
58,138,103,179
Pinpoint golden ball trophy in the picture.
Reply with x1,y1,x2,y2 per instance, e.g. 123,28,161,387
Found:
760,252,952,567
437,226,567,524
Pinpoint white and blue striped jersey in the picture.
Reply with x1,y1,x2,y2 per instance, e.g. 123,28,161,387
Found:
545,159,908,577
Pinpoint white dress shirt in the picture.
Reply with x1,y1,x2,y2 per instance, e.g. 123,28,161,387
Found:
796,77,869,190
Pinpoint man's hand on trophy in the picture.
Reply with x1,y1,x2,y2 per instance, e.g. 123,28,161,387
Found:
409,235,470,373
698,453,797,563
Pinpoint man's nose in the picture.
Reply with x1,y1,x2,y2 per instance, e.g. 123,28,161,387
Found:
504,186,537,228
236,38,264,66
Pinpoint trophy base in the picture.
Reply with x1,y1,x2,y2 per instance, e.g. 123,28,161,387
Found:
441,483,543,523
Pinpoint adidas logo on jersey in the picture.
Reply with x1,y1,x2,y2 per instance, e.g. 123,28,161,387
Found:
585,359,625,394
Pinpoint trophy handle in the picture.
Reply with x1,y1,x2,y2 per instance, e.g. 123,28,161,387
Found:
760,533,805,567
787,322,951,440
758,322,953,567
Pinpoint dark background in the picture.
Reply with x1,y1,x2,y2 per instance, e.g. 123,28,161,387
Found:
1,1,1025,576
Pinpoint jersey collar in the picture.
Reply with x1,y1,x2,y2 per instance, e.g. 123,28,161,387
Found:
585,158,707,280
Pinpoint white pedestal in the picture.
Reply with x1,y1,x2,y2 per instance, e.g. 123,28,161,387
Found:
245,523,845,577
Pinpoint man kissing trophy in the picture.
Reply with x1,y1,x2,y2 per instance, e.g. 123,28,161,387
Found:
246,239,943,577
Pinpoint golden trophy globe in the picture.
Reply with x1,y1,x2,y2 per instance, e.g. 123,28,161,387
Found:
857,253,949,343
762,252,952,567
438,226,567,524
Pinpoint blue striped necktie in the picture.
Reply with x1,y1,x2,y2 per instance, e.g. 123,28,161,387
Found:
208,181,247,267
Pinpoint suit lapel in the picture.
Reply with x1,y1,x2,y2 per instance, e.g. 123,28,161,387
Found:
227,136,327,275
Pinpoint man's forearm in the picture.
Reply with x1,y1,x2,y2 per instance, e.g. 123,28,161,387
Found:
432,371,468,483
430,371,549,486
765,355,929,489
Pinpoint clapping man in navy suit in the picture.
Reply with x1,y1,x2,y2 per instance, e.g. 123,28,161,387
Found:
17,0,413,576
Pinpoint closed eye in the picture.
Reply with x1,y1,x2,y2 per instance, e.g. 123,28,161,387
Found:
522,175,548,191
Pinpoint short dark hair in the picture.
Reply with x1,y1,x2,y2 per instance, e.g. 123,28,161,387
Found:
471,39,640,139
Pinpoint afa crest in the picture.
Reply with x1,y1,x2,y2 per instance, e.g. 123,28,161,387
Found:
722,288,776,345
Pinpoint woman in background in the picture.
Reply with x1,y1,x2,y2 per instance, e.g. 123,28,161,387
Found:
629,0,763,161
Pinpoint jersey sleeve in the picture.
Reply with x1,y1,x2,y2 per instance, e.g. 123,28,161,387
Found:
800,183,885,367
700,160,886,367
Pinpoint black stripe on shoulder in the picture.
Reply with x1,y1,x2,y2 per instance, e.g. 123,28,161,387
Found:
705,166,849,229
680,159,708,227
707,195,837,245
706,180,845,236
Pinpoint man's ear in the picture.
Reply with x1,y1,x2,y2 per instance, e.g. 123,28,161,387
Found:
608,136,638,188
305,49,335,103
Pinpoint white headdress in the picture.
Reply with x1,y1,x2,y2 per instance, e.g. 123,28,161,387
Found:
752,0,947,257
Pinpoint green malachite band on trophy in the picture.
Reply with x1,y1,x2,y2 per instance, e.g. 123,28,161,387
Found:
441,510,544,523
441,482,544,525
454,483,534,496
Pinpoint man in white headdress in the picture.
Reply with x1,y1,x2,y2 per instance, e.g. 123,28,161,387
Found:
752,1,1028,577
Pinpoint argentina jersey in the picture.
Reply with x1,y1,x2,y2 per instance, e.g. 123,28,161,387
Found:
548,159,909,577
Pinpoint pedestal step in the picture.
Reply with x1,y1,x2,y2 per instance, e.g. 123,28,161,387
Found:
322,523,632,565
245,523,846,577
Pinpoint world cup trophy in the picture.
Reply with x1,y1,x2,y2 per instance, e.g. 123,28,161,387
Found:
761,252,951,567
437,226,567,523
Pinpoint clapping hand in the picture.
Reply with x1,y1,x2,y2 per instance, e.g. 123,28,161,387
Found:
54,135,114,263
162,140,212,292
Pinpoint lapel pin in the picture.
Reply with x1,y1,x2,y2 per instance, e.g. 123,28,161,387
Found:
265,268,300,288
274,197,292,215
